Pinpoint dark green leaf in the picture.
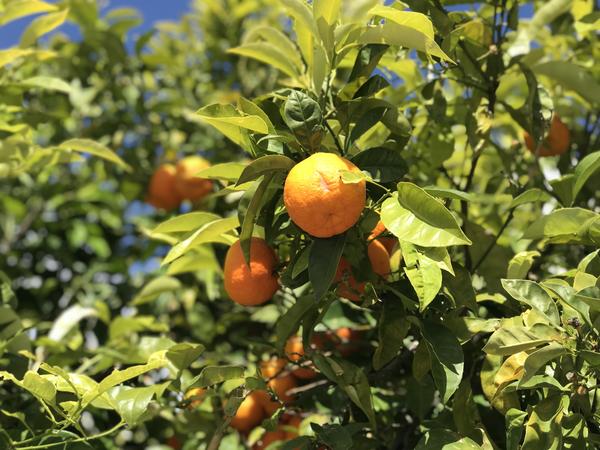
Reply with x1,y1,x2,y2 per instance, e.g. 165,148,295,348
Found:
309,234,346,300
350,147,408,183
422,321,464,403
236,155,295,186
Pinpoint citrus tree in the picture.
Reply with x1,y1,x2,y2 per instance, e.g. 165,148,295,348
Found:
1,0,600,449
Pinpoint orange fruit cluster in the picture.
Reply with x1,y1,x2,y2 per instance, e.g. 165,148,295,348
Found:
335,221,396,302
524,114,570,157
147,156,213,211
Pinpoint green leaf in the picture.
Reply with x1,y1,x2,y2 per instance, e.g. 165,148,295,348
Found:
0,0,57,26
22,371,56,403
313,0,341,28
549,175,574,206
506,409,528,450
522,395,567,450
348,44,389,83
58,139,131,172
522,208,599,244
81,353,167,407
312,355,375,427
313,0,341,55
17,76,71,93
443,264,477,311
339,169,366,184
109,384,167,426
572,151,600,202
194,162,246,182
283,90,324,151
402,242,443,311
483,326,553,356
228,43,300,78
309,234,346,300
163,216,239,265
237,155,295,185
274,295,317,354
533,61,600,105
509,188,552,208
166,343,205,371
361,6,453,62
373,301,409,370
239,174,273,264
20,8,69,48
195,104,268,150
194,365,245,388
422,321,464,403
507,251,540,279
381,183,471,247
519,342,566,386
243,27,304,76
150,212,221,235
501,279,560,325
132,276,181,306
415,429,481,450
351,147,408,183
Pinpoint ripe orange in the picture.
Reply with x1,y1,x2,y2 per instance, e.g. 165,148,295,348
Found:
335,239,390,302
147,164,182,211
268,373,297,405
281,414,303,439
285,336,317,379
367,239,391,277
174,155,213,201
259,358,287,379
524,114,570,157
368,220,397,254
252,429,287,450
254,389,280,416
283,152,366,238
230,391,265,433
333,327,362,356
224,238,279,306
184,387,206,409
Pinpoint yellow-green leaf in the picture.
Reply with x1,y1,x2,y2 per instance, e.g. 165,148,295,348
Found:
57,139,131,172
20,8,69,48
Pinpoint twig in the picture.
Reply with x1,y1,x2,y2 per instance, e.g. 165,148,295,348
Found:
286,379,330,396
324,119,345,155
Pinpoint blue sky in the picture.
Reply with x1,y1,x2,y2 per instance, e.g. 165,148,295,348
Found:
0,0,192,49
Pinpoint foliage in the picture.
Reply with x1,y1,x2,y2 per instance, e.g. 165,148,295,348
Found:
1,0,600,449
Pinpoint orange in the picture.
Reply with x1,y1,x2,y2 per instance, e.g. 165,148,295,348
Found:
268,373,297,405
281,414,303,439
252,429,287,450
174,155,213,201
283,152,366,238
147,164,182,211
367,240,391,277
285,336,317,379
230,391,265,433
524,114,570,157
333,327,362,356
184,387,206,409
254,389,280,416
335,239,390,302
259,358,287,379
224,238,279,306
368,220,397,254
